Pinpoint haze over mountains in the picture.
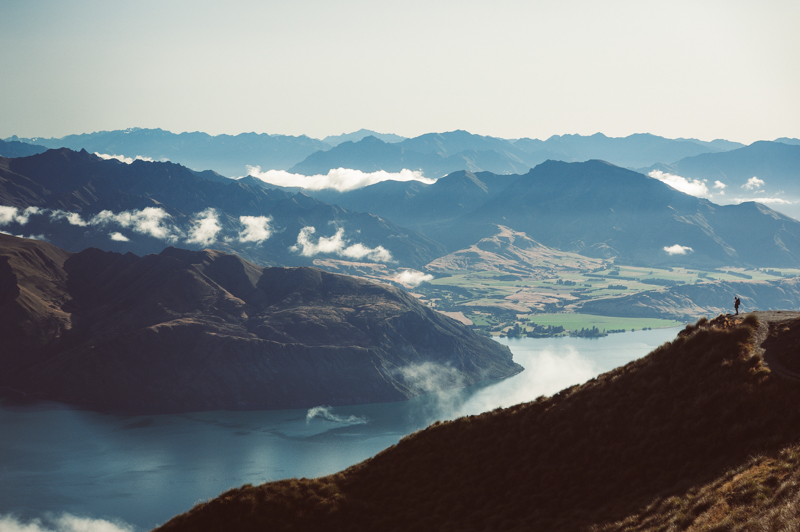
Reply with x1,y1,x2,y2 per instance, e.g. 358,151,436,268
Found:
3,147,800,273
8,128,777,179
0,148,444,269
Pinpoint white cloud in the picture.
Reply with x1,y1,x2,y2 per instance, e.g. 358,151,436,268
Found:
246,166,435,192
89,207,179,242
0,513,134,532
393,269,434,287
109,232,130,242
742,176,765,190
649,170,709,198
50,210,88,226
663,244,693,255
733,197,794,205
305,406,367,425
713,180,727,194
290,226,393,262
94,152,154,164
0,206,42,226
186,208,222,246
237,215,272,243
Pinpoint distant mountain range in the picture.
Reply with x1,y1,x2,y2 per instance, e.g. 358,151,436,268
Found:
6,128,760,179
0,148,444,269
0,138,47,158
0,233,519,412
642,141,800,219
304,161,800,268
7,128,331,177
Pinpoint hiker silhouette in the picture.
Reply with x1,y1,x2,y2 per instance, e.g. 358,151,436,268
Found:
734,296,741,315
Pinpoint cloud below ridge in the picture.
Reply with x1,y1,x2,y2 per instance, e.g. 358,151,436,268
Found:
246,167,435,192
664,244,693,255
649,170,710,198
291,226,393,262
95,152,155,164
186,208,222,246
393,269,434,287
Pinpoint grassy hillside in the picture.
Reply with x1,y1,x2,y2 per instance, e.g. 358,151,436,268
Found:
155,313,800,531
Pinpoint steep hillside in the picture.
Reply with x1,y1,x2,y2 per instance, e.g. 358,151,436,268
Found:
155,313,800,531
0,234,519,412
0,148,445,269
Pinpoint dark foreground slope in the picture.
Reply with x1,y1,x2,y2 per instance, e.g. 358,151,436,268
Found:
0,234,519,412
156,314,800,532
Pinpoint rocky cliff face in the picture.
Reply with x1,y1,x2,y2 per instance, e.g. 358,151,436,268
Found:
0,234,520,412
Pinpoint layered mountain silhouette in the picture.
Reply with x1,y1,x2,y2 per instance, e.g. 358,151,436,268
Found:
0,148,444,269
323,129,406,146
9,128,746,180
0,138,47,158
0,233,520,412
155,314,800,531
10,128,331,177
642,141,800,218
307,160,800,268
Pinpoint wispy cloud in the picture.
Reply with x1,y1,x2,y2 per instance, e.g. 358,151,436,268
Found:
713,180,727,194
95,152,155,164
237,215,272,243
290,226,393,262
0,513,134,532
186,208,222,246
663,244,693,255
246,167,435,192
742,176,765,190
0,206,41,226
649,170,710,198
393,269,434,287
305,406,367,425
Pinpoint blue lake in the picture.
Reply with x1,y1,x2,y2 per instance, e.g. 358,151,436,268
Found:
0,328,680,531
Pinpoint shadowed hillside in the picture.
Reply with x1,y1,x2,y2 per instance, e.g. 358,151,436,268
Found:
0,234,518,412
155,313,800,531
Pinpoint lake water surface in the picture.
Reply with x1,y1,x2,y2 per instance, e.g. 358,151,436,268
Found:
0,328,680,531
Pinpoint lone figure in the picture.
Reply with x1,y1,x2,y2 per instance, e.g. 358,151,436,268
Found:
734,296,741,315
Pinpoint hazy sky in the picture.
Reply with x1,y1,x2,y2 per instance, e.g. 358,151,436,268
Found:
2,0,798,143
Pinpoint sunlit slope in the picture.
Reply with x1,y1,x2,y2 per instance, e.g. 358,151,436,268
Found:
155,314,800,531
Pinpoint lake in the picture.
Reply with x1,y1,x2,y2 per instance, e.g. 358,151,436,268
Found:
0,328,680,531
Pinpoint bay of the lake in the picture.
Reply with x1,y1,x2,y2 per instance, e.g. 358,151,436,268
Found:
0,327,680,531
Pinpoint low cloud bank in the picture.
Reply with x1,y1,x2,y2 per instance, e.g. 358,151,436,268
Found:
186,208,222,246
0,206,41,225
95,153,155,164
664,244,693,255
733,197,793,205
393,269,434,287
0,206,276,246
649,170,710,198
237,215,272,243
291,226,393,262
0,513,134,532
305,406,367,425
246,167,435,192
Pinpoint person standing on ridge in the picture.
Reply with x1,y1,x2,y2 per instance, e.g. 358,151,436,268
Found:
734,296,741,315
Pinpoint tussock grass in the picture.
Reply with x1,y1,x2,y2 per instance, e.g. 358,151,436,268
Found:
156,315,800,532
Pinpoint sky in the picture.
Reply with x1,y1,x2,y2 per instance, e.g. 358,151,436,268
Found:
1,0,799,144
